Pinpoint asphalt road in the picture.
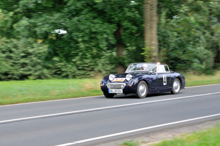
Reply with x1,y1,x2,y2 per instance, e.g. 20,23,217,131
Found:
0,84,220,146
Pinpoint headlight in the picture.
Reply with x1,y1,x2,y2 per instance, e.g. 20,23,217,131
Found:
109,74,115,81
126,74,133,81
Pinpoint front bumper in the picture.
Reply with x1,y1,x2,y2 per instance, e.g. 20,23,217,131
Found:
101,82,136,94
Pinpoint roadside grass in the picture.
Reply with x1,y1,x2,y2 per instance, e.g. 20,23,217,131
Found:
152,124,220,146
119,140,139,146
119,124,220,146
185,71,220,87
0,71,219,105
0,79,102,105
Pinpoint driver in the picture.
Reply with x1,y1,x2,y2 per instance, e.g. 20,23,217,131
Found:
142,64,147,71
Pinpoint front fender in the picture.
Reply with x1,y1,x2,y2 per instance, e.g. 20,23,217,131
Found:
129,75,157,93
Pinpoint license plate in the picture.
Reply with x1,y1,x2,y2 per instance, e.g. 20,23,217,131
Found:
108,89,123,93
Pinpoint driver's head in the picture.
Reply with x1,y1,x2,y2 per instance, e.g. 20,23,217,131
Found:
143,64,147,70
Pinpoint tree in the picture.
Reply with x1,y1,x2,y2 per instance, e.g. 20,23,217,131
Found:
157,0,220,73
0,0,144,75
144,0,158,62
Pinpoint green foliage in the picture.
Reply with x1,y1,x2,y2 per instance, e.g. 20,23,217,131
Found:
0,0,145,78
0,0,220,80
158,0,220,73
0,37,116,80
120,140,139,146
47,50,115,78
155,124,220,146
0,38,49,80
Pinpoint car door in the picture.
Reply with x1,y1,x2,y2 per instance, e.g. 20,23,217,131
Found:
156,65,171,92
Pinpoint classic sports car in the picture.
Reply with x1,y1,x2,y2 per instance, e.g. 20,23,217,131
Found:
100,62,185,98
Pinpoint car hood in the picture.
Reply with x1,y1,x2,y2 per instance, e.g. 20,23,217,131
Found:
113,72,150,78
102,71,153,83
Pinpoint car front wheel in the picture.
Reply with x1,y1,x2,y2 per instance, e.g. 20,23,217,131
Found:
136,81,148,98
171,78,181,94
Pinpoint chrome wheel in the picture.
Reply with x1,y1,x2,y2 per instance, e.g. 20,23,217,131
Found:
173,80,180,92
139,83,147,97
171,78,181,94
136,81,148,98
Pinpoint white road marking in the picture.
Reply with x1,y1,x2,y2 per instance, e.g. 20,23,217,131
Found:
0,84,219,108
56,113,220,146
185,83,220,88
0,92,220,124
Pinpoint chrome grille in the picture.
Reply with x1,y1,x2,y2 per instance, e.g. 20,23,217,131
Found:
107,83,125,89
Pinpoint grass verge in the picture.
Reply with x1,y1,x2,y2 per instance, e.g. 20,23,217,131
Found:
185,71,220,87
0,71,219,105
119,140,139,146
119,124,220,146
0,79,102,105
153,124,220,146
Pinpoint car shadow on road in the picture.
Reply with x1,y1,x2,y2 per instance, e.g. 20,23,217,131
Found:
112,92,177,99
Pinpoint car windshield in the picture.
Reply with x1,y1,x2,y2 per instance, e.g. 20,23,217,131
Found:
125,63,157,73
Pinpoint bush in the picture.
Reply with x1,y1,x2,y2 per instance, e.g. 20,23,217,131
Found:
0,38,116,80
158,2,218,73
0,38,50,80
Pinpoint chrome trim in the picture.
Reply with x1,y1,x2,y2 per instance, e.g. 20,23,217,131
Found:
107,83,126,89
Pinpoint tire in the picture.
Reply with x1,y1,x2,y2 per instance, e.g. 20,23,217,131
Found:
171,78,181,94
104,92,114,98
136,81,148,98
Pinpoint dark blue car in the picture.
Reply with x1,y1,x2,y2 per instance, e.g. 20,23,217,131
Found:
100,63,185,98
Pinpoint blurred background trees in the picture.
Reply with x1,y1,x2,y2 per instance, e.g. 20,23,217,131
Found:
158,0,220,74
0,0,220,80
